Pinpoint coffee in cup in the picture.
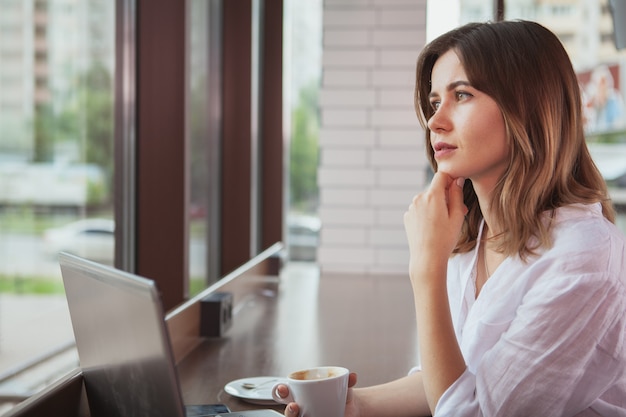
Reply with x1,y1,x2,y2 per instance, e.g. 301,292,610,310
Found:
271,366,349,417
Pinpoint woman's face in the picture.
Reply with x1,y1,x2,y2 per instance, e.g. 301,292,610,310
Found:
427,49,509,189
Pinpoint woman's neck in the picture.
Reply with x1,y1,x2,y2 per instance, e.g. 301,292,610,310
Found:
474,182,500,239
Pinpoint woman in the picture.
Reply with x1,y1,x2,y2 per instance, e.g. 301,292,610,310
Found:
279,20,626,416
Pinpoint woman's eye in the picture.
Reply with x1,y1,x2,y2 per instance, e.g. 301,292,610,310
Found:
456,91,472,100
430,100,440,110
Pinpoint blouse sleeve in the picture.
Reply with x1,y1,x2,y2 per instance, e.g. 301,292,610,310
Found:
434,269,626,417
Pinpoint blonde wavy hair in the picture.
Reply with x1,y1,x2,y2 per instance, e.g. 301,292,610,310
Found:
414,20,615,259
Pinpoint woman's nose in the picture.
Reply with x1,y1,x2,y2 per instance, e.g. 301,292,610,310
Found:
427,105,451,133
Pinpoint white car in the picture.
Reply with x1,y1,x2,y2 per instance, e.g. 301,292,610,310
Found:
43,218,115,264
287,214,321,261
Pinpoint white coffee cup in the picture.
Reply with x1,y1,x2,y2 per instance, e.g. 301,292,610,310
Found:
271,366,349,417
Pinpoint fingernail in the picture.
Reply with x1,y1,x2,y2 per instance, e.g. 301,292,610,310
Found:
456,177,465,188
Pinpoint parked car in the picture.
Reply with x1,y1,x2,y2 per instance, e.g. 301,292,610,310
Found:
287,214,321,262
43,218,115,264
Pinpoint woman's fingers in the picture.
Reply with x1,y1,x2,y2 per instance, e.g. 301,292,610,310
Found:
404,172,467,263
448,176,468,219
284,403,300,417
275,384,290,399
348,372,357,387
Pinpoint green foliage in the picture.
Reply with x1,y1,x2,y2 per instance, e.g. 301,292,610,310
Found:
290,82,320,211
33,104,55,162
586,128,626,144
87,179,107,205
0,275,65,294
30,62,115,206
0,206,56,234
81,63,115,204
189,278,206,297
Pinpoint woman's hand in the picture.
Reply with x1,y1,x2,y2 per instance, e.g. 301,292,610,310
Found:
404,172,468,411
403,172,467,281
279,372,359,417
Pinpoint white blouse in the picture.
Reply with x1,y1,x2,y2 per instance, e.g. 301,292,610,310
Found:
434,203,626,416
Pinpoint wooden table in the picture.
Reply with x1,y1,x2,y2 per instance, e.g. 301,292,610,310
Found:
177,263,419,413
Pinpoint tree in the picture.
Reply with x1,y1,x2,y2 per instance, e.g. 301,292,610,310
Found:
290,82,320,211
32,103,55,162
81,62,114,203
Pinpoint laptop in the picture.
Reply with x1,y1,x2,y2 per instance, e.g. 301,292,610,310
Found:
59,252,281,417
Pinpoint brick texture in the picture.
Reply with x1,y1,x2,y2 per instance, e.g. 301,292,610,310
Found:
317,0,429,274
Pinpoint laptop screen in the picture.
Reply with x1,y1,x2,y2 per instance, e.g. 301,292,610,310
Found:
60,252,186,417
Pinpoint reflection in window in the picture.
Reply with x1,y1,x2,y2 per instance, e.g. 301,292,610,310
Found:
0,0,115,411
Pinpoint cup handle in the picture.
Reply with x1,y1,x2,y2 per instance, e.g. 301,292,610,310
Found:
271,382,293,404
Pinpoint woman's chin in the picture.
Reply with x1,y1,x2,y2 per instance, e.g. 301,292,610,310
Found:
436,167,463,179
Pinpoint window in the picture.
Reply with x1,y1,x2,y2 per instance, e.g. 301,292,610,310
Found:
0,0,286,412
504,0,626,232
187,0,224,292
0,0,115,410
285,0,322,262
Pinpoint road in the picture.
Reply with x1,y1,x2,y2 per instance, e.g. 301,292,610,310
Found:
0,234,59,278
0,233,207,279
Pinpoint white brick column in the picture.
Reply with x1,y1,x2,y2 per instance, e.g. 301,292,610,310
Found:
317,0,429,275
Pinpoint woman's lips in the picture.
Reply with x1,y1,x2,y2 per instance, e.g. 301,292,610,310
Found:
433,142,457,158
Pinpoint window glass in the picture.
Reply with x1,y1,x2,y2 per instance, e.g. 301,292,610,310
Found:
187,0,211,294
285,0,322,262
0,0,115,410
500,0,626,233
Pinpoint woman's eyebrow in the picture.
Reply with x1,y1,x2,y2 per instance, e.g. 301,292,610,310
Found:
428,80,472,99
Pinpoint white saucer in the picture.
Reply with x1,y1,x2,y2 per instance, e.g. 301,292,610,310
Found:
224,376,286,405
